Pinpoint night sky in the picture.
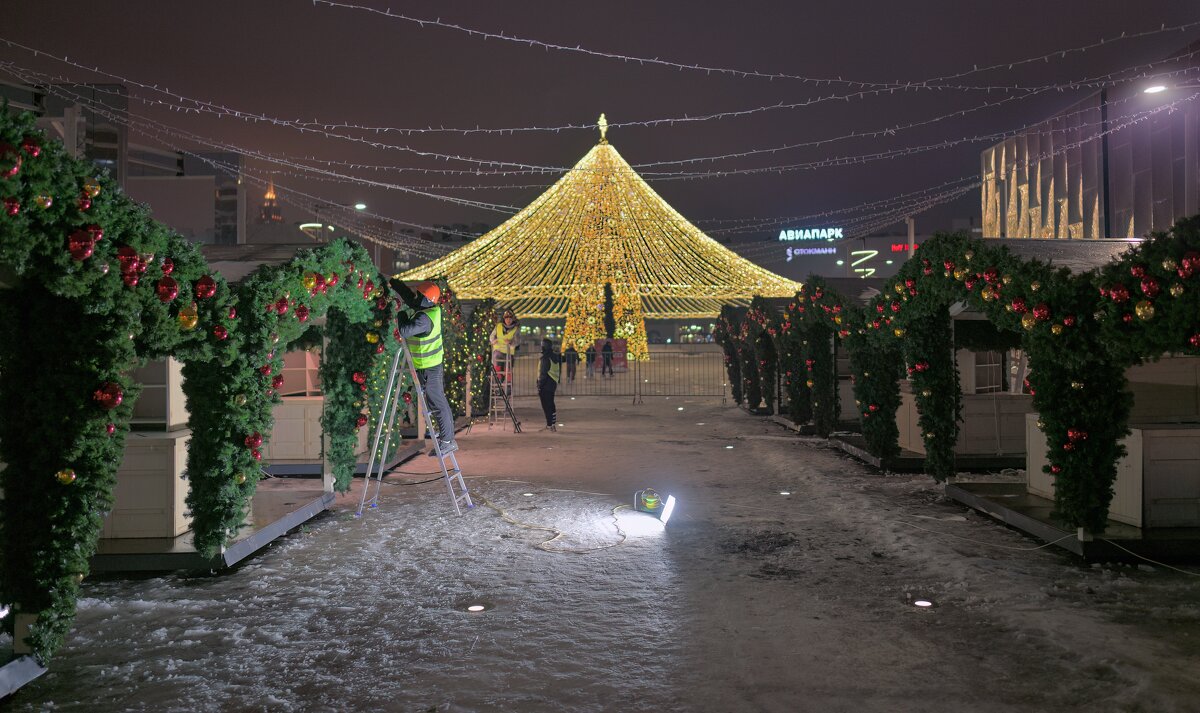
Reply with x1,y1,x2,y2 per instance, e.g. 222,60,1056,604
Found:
5,0,1200,256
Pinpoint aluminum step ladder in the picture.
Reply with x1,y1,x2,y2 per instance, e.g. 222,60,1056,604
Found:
357,339,473,517
488,354,522,432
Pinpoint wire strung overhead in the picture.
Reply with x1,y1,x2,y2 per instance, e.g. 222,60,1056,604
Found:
310,1,1200,89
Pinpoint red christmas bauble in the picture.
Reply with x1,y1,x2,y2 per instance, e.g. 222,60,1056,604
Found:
295,304,310,323
1067,428,1088,442
272,374,285,389
982,267,999,284
352,371,366,384
889,301,901,313
375,343,385,354
122,273,140,288
1141,277,1161,298
260,364,273,376
20,137,41,158
228,307,237,319
155,276,179,302
1063,442,1075,452
86,224,104,242
251,449,262,462
117,245,139,265
1,144,21,178
403,392,413,404
93,382,124,410
1010,297,1028,314
1189,334,1200,348
244,432,263,448
1183,251,1200,272
194,275,217,299
355,414,368,428
161,257,174,275
1130,265,1147,278
77,193,92,211
328,273,339,287
275,297,289,315
1062,315,1076,327
1109,284,1130,303
67,229,96,261
3,197,18,216
1032,303,1051,321
1050,465,1062,475
105,422,116,436
359,383,368,392
213,325,228,340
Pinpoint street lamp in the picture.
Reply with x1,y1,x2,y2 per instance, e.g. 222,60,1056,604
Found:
1144,85,1168,94
354,202,367,210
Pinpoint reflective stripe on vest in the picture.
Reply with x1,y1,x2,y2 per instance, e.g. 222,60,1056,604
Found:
409,307,443,369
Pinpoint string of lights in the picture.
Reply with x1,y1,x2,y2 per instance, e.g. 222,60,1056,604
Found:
309,1,1200,88
644,88,1200,181
0,62,526,216
2,35,1197,147
701,176,982,232
14,74,469,255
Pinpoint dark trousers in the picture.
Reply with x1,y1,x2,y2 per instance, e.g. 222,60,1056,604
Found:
566,361,577,381
601,356,613,376
538,379,557,427
417,363,455,443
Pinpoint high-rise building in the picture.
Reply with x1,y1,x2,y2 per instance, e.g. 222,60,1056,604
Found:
256,180,284,224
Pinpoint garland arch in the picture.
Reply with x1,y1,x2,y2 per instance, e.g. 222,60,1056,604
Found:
0,111,402,660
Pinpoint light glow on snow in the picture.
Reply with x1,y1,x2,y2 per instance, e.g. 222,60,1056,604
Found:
914,599,933,608
660,495,676,524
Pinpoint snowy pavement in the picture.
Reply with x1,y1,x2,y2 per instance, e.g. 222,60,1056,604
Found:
5,396,1200,712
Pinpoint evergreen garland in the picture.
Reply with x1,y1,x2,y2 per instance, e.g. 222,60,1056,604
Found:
465,298,497,416
713,306,743,405
0,110,402,660
748,296,777,414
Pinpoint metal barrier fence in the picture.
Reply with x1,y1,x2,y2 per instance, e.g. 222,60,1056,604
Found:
499,345,727,402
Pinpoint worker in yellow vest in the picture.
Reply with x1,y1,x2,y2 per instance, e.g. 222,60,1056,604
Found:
537,337,563,431
489,309,520,364
488,309,520,393
390,278,457,456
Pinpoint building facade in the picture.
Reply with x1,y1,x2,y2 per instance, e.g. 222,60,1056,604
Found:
981,43,1200,239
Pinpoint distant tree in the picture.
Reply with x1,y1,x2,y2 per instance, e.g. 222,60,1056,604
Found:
603,282,616,338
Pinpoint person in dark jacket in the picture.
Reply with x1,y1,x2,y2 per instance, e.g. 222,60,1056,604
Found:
537,337,562,431
390,278,457,456
584,343,596,379
601,339,614,377
564,344,579,382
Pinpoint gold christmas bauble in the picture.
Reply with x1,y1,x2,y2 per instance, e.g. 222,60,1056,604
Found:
806,380,814,388
1169,283,1184,298
963,250,975,261
1021,313,1037,330
236,472,247,485
83,178,102,198
365,332,380,344
56,468,77,485
1036,419,1046,430
178,303,199,330
894,328,905,338
1163,258,1178,271
894,283,904,294
1071,381,1085,390
301,273,318,290
921,389,932,397
981,286,998,302
1135,300,1155,321
834,315,843,325
1051,324,1064,335
1030,280,1041,292
1001,274,1013,285
34,194,53,209
953,268,968,281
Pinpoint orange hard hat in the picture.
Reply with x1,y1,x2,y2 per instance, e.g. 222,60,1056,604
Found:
414,281,441,303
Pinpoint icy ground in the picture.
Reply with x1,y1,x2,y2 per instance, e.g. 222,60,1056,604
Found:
5,397,1200,712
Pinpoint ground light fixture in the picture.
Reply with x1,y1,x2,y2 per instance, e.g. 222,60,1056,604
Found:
780,491,792,496
354,202,368,210
634,488,677,524
725,445,734,449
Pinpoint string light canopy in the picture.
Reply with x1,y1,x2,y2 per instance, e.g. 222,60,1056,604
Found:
396,116,801,359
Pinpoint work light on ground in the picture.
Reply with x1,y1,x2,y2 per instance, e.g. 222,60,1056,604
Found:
634,488,676,524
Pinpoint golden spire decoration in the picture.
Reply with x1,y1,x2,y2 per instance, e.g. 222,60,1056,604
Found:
598,113,608,142
264,179,277,201
397,129,802,359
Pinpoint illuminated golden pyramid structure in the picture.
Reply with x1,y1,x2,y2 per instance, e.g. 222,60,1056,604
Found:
398,115,802,359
